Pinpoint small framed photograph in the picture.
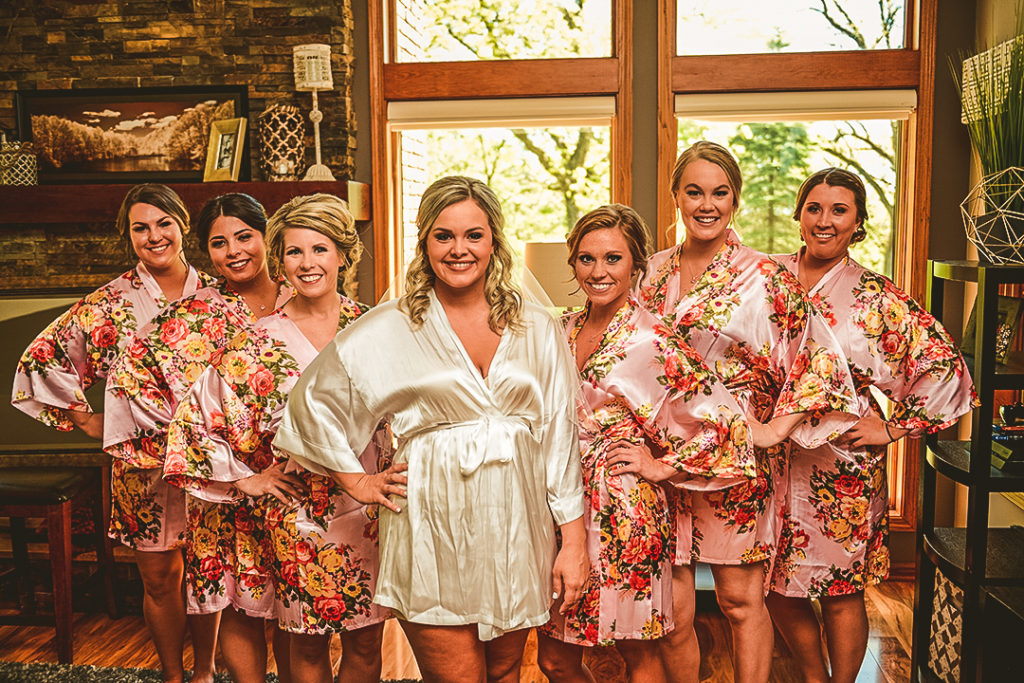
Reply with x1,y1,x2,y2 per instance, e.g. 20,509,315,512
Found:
203,117,247,182
961,294,1023,364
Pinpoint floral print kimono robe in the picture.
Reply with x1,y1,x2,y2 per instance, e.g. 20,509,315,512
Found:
164,298,391,633
103,281,292,557
12,263,212,550
770,253,975,598
638,230,858,566
274,292,584,641
542,297,756,646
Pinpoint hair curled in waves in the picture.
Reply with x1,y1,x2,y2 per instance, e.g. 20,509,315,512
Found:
566,204,654,279
792,167,869,244
265,193,363,296
401,175,523,333
115,184,191,258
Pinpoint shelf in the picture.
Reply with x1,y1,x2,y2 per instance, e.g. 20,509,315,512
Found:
984,586,1024,623
931,260,1024,285
923,526,1024,587
0,180,370,226
927,441,1024,490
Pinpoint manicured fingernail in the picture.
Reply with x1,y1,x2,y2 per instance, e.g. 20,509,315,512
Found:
553,592,559,599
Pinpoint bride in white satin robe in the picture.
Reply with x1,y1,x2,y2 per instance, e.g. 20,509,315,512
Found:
273,176,588,681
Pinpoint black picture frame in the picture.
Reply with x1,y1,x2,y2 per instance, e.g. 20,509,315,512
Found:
15,86,249,184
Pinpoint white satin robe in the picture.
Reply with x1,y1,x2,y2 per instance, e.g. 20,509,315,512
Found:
273,290,584,640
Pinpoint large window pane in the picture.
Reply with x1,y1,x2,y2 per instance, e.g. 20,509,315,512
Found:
395,0,612,62
398,126,610,274
676,1,906,55
677,118,900,277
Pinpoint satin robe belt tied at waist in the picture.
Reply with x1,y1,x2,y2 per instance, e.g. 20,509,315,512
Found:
402,416,536,476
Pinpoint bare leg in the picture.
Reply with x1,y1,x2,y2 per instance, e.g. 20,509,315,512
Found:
133,549,187,683
337,623,385,683
765,592,828,683
657,564,699,683
536,633,595,683
618,639,668,683
819,593,869,683
710,562,773,683
399,622,487,683
482,629,530,683
274,626,293,683
290,632,333,683
186,611,220,683
219,607,268,683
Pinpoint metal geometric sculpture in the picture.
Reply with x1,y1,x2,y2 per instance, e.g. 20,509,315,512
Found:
961,167,1024,264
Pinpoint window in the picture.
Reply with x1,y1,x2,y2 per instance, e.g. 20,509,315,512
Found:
395,0,613,62
676,0,906,55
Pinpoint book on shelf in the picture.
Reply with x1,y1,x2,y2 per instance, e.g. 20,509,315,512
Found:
991,440,1024,473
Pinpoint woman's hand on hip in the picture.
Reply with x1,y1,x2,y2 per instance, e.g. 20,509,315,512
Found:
332,462,409,513
606,439,676,482
235,461,307,505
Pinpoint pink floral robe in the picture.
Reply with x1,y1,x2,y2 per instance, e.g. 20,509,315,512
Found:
770,253,975,597
102,281,292,559
637,230,858,566
11,263,213,550
164,299,392,633
542,297,756,646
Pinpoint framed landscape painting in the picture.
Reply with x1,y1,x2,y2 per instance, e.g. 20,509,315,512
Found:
15,86,249,184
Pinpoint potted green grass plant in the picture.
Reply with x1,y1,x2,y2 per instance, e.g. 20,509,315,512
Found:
952,8,1024,264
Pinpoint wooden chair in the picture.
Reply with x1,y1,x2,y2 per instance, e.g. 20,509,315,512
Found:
0,465,118,663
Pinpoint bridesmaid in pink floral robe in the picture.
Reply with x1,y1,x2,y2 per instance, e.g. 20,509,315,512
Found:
11,184,217,683
165,193,392,682
538,204,758,683
636,142,858,683
766,168,975,683
104,193,290,682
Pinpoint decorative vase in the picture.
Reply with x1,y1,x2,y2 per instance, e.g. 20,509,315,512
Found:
961,167,1024,264
256,104,306,181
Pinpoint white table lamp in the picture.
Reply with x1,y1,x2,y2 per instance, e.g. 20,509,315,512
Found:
293,43,335,181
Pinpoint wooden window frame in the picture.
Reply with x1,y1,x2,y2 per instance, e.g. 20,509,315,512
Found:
370,0,633,299
658,0,936,533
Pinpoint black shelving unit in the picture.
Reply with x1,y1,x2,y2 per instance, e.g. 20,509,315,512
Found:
913,260,1024,681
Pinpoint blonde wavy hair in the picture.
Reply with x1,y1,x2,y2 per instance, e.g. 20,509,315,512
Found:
401,176,523,333
265,193,364,297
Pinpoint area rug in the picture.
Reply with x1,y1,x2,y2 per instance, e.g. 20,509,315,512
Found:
0,661,419,682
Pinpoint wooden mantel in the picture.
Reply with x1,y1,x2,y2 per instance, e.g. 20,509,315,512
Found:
0,180,370,225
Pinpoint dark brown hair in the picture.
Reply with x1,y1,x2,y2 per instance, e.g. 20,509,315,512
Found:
793,167,868,244
195,193,268,247
115,184,190,254
567,203,653,277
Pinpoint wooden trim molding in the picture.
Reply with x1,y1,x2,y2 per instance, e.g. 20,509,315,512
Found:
370,0,391,299
670,49,920,94
383,58,619,101
656,0,677,249
611,0,632,204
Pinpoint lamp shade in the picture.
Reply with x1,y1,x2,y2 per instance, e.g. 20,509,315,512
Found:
293,43,334,91
523,241,586,308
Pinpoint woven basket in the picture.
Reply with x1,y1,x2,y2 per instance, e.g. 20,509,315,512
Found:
0,141,37,186
257,104,306,181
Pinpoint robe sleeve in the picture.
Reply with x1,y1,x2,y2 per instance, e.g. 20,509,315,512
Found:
272,336,380,476
536,315,585,526
849,273,976,433
164,364,273,504
650,341,758,491
102,325,177,469
765,266,859,448
12,303,95,431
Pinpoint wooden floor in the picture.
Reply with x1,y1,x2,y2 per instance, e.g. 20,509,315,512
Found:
0,581,913,682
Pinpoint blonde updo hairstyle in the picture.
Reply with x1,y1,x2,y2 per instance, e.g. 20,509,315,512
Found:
114,183,191,259
670,140,743,208
792,167,869,244
567,204,654,281
265,193,364,297
401,175,523,333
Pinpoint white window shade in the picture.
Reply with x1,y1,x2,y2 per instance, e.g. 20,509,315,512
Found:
388,96,615,130
675,90,917,122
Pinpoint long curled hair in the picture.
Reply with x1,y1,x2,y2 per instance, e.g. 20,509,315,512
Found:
793,167,869,244
265,193,363,297
401,176,523,333
114,184,190,259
